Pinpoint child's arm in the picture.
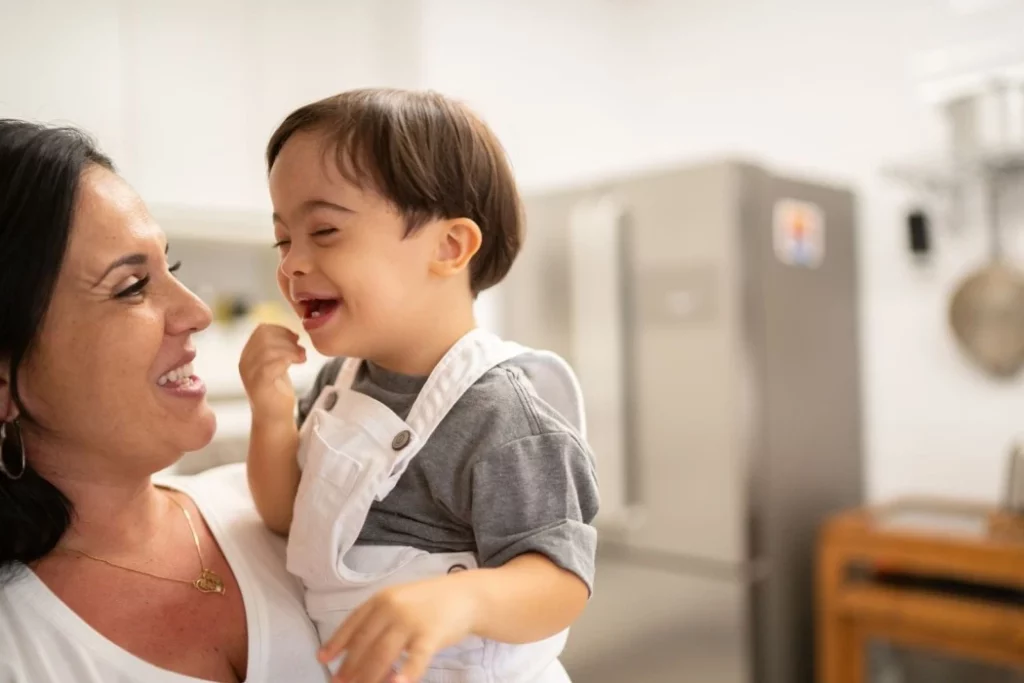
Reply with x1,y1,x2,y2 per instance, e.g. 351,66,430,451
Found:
451,552,590,643
320,431,599,683
239,323,307,535
246,412,300,535
457,428,597,644
321,554,586,683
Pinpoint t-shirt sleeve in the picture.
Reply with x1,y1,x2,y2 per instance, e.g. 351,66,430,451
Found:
469,431,600,593
296,357,344,427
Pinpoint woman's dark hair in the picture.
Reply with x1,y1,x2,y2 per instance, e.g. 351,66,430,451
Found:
0,120,114,579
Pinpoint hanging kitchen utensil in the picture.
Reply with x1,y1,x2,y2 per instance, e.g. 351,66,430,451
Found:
948,171,1024,378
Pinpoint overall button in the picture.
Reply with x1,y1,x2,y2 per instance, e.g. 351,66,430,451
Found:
391,430,412,451
447,564,468,574
322,392,338,410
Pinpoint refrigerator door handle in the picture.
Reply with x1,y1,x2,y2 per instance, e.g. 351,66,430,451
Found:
568,196,644,536
617,208,643,511
569,194,638,536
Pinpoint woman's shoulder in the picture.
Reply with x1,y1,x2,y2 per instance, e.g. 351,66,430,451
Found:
44,464,327,683
157,462,251,512
157,464,290,569
161,464,328,681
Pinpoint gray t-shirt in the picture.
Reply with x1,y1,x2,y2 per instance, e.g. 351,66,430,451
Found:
297,357,600,591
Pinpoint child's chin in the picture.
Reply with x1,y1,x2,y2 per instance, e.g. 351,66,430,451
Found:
309,334,361,360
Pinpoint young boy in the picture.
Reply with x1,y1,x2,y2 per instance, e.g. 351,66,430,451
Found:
239,88,599,683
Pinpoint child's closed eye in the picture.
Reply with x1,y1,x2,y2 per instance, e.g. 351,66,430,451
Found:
312,226,338,238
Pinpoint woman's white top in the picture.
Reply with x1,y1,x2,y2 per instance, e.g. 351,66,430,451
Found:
0,463,329,683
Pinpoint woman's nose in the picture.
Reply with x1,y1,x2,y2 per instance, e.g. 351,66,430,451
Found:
166,278,212,336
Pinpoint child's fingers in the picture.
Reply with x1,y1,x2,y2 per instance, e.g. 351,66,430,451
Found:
241,325,296,360
249,357,298,387
319,604,370,663
394,638,436,683
264,343,306,365
255,335,306,360
337,628,409,683
254,322,300,343
261,344,307,371
330,610,392,679
240,343,305,380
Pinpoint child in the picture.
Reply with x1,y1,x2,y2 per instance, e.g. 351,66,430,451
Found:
239,88,599,683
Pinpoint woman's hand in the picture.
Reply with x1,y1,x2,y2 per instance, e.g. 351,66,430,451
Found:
239,323,306,423
319,573,480,683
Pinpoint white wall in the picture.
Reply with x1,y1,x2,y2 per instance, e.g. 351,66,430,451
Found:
0,0,127,157
4,0,1024,502
417,0,639,191
416,0,1024,503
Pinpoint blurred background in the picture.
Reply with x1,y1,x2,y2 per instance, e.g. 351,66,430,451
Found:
4,1,1024,681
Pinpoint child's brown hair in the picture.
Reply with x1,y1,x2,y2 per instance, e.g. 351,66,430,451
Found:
267,88,523,293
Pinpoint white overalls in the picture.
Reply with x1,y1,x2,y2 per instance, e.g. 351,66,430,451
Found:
286,329,587,683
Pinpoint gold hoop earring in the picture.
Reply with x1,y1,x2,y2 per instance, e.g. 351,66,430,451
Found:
0,419,27,480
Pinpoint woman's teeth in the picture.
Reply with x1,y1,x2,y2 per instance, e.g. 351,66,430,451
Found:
157,362,195,386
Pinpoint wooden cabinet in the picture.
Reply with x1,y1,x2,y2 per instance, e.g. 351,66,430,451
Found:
817,500,1024,683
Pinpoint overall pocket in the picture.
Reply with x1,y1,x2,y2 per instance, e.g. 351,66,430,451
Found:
286,412,366,585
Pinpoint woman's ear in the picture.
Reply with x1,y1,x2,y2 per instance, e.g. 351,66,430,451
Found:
429,217,482,279
0,360,17,423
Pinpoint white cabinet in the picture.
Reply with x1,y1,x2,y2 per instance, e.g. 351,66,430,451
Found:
3,1,422,213
149,204,272,243
0,0,125,157
115,0,423,211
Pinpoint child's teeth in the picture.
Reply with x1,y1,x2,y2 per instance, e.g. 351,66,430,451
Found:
311,310,321,318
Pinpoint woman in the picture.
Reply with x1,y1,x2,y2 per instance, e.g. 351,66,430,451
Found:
0,120,328,683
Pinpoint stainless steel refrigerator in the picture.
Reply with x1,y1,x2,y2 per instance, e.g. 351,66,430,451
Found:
493,160,864,683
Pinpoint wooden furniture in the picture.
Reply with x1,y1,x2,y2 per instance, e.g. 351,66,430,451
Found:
817,499,1024,682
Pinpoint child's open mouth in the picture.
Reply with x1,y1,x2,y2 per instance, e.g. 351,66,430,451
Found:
300,298,340,330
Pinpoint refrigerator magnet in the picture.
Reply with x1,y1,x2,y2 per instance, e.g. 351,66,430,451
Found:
773,199,825,268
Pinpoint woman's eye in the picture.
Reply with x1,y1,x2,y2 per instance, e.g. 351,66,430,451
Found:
114,275,151,299
272,238,291,249
168,260,182,276
312,227,338,238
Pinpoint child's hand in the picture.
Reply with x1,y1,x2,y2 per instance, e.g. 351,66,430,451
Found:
319,573,481,683
239,323,307,423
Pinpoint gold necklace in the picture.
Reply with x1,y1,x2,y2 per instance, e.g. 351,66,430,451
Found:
61,491,226,596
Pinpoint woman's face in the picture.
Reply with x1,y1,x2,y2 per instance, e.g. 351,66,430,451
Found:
17,166,216,479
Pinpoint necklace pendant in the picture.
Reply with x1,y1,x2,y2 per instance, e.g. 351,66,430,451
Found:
194,569,226,595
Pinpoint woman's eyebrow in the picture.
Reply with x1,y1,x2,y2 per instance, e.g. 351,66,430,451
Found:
93,244,168,287
93,253,147,286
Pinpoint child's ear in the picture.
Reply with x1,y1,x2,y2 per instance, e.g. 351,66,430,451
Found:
430,217,482,278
